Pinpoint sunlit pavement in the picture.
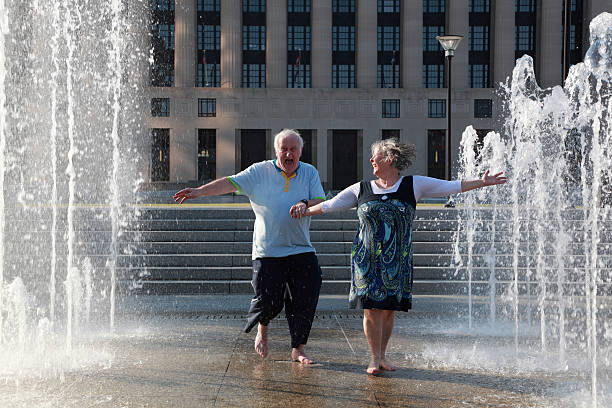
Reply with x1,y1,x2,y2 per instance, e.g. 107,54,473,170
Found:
0,295,605,407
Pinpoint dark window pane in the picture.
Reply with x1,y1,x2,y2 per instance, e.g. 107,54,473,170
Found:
288,63,311,88
427,129,445,179
428,99,446,118
332,130,358,189
382,99,400,118
297,129,313,164
198,98,216,117
151,98,170,117
241,129,267,170
198,129,216,182
151,129,170,182
423,64,444,88
382,129,400,140
474,99,492,118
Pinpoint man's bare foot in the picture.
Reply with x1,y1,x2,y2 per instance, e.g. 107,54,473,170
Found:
291,346,314,364
366,361,380,375
254,324,268,358
379,359,397,371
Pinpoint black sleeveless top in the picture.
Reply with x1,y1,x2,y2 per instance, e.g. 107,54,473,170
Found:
349,176,417,311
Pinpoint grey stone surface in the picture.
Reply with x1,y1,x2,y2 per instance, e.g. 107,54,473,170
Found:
0,295,599,407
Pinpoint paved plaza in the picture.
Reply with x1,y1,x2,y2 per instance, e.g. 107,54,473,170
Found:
2,294,606,407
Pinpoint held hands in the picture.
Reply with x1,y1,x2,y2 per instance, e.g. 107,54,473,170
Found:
173,188,198,204
289,201,308,219
482,170,507,186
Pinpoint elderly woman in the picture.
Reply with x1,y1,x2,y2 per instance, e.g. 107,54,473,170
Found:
295,138,506,374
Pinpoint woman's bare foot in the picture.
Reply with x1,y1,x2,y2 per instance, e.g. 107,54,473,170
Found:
291,345,314,364
379,359,397,371
366,360,380,375
254,324,268,358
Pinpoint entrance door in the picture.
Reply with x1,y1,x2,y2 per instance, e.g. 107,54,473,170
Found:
151,128,170,182
240,129,267,171
427,129,445,180
332,130,358,190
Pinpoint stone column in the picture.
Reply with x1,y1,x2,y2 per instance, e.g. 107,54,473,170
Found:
447,0,469,89
216,125,237,177
493,0,516,84
356,0,376,88
311,1,332,88
266,0,287,88
170,127,197,182
402,0,422,88
538,0,563,87
221,0,242,88
174,0,196,88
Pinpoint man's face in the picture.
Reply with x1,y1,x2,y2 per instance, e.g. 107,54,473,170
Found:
275,135,302,175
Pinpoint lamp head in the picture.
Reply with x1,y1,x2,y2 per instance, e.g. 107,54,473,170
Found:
436,35,464,57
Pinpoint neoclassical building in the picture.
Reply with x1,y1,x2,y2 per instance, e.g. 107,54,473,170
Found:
147,0,608,191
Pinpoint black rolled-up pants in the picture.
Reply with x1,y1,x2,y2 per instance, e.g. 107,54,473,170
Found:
244,251,322,349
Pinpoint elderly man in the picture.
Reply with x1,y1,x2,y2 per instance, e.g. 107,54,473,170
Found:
174,129,325,364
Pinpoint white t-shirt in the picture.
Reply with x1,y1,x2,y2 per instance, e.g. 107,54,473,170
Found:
320,176,461,213
229,160,326,259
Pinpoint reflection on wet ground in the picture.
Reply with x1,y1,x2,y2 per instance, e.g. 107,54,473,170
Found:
0,295,607,407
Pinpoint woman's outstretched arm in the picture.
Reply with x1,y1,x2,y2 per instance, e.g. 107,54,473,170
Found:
461,170,507,192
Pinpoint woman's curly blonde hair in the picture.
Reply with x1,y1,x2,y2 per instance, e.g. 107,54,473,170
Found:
371,138,416,171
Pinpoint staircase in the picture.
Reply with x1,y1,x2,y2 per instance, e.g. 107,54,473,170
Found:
119,206,463,295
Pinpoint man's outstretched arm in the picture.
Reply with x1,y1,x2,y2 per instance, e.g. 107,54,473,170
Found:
173,177,237,204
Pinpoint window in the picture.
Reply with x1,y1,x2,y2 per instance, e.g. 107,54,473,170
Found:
377,63,400,88
243,25,266,51
198,98,216,117
151,63,174,87
197,3,221,87
378,0,400,13
427,129,445,179
423,26,445,51
515,25,535,51
333,0,354,13
378,26,400,52
423,0,445,13
153,24,175,50
469,26,489,51
151,3,174,87
468,0,489,12
151,98,170,117
153,0,174,11
288,63,310,88
469,64,489,88
151,129,170,182
423,64,444,88
288,25,311,51
332,26,355,51
382,99,400,118
474,99,492,118
242,64,266,88
243,0,265,13
199,24,220,51
197,0,219,11
198,129,216,182
428,99,446,118
288,0,310,13
515,0,535,13
198,62,220,87
332,64,355,88
382,129,400,140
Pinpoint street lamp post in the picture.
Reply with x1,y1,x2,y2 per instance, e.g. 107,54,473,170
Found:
436,35,463,183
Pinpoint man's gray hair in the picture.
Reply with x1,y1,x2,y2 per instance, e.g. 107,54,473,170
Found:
371,138,416,171
274,129,304,151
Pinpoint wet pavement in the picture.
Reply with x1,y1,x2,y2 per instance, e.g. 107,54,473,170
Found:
0,295,606,407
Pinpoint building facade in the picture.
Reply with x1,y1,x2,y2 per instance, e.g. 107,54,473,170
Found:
148,0,608,191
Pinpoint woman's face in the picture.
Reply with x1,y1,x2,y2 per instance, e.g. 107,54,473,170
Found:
370,148,393,177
